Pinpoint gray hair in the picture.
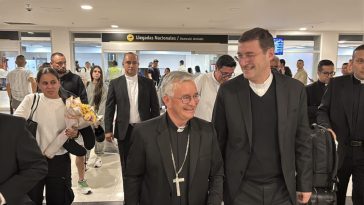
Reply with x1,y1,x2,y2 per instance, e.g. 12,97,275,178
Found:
160,71,194,97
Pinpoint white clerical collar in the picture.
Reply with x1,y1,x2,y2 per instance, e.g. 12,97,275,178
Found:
248,72,273,97
16,67,25,70
354,74,364,84
125,74,138,82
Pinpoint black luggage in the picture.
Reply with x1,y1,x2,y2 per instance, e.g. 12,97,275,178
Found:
309,124,339,205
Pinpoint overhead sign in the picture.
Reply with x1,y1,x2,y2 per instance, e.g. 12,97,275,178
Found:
102,33,228,44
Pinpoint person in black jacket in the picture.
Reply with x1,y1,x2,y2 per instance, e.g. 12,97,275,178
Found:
0,113,47,205
318,45,364,205
51,52,95,194
306,59,335,125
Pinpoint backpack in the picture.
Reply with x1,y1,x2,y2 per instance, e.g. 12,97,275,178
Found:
309,124,339,205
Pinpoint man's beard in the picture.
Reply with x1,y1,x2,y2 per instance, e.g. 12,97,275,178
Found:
56,67,67,74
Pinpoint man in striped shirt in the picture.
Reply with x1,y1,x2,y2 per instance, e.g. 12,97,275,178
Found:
6,55,37,110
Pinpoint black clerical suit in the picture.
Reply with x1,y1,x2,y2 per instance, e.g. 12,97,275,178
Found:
0,113,48,205
104,75,160,170
124,114,224,205
317,75,364,205
306,80,327,125
213,72,312,205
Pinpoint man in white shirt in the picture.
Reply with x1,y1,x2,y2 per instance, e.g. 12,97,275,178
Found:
105,52,160,172
194,55,236,122
6,55,37,110
294,59,308,85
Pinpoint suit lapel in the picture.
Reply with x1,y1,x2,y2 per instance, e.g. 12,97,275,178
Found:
341,76,353,132
120,75,130,110
156,114,174,191
236,76,253,150
275,74,288,151
189,118,201,187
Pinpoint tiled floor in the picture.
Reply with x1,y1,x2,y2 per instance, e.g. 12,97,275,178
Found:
71,151,124,203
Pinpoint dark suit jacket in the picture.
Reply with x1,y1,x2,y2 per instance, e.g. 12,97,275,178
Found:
306,80,327,125
317,75,356,168
125,114,224,205
105,75,160,140
0,113,48,205
213,73,312,205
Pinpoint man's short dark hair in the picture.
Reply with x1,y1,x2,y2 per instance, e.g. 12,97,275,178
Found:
317,59,334,72
297,59,304,63
238,27,274,52
16,55,25,61
352,44,364,59
51,52,65,61
280,59,286,66
216,55,236,69
342,62,348,66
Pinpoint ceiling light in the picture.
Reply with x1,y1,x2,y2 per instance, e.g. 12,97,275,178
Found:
81,5,93,10
299,27,307,31
111,25,119,28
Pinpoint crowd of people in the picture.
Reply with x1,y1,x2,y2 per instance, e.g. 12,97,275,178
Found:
0,27,363,205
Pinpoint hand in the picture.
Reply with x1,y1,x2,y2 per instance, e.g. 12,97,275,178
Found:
65,127,78,139
105,132,114,142
297,192,312,204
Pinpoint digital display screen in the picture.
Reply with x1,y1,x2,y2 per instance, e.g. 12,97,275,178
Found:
274,38,284,55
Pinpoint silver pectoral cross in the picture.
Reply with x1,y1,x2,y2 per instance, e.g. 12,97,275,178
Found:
173,174,185,196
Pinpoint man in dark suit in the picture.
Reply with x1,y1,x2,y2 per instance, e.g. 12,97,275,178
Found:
317,44,364,205
306,59,335,125
0,113,48,205
125,71,223,205
105,52,160,171
213,28,312,205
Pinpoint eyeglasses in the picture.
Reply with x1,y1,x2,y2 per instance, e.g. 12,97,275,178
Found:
218,70,235,78
320,71,335,76
124,61,139,65
174,93,200,104
235,52,261,61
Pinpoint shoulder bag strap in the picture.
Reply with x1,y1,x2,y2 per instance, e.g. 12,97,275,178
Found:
29,94,40,120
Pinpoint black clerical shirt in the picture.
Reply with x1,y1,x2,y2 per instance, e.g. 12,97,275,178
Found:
166,114,190,205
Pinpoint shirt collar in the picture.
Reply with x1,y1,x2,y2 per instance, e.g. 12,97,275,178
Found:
211,72,220,85
353,74,364,84
249,72,273,89
125,74,138,82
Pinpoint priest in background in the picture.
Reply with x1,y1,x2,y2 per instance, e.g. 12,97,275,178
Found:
124,71,223,205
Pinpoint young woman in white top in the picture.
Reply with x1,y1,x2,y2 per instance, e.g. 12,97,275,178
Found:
14,67,78,205
86,65,108,168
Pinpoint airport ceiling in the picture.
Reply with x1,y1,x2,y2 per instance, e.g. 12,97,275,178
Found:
1,0,364,33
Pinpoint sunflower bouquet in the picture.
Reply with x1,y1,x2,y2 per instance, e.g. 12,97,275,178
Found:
65,96,101,128
44,96,102,159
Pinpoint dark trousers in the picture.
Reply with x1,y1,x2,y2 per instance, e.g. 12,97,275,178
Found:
117,124,134,174
28,153,74,205
233,179,292,205
337,147,364,205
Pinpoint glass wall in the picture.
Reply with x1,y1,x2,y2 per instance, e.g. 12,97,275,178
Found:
20,32,52,75
276,35,321,82
337,34,363,76
72,33,103,71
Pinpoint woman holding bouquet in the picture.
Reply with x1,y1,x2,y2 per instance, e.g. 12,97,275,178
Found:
14,67,79,205
86,65,108,168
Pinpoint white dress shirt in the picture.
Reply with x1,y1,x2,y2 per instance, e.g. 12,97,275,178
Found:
249,72,273,97
125,74,141,124
194,72,220,122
